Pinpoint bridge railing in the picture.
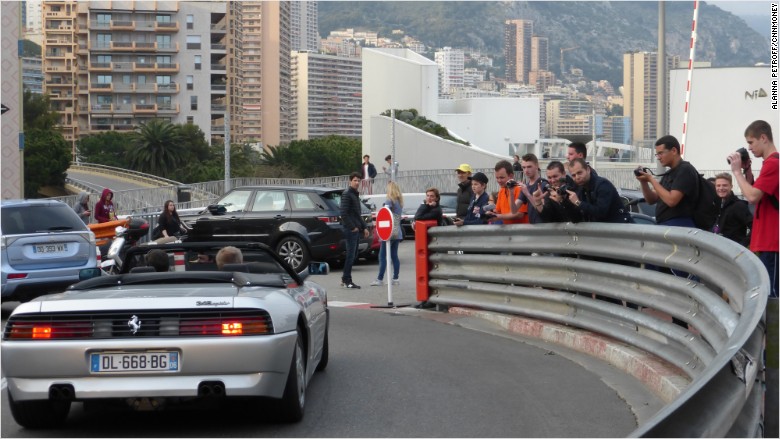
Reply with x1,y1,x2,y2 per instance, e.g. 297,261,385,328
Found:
418,223,768,437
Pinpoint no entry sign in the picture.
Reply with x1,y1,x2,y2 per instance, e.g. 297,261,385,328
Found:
376,206,394,241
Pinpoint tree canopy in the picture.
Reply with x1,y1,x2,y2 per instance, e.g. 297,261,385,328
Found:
22,91,70,197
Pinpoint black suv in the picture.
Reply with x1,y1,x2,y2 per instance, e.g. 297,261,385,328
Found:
185,186,372,271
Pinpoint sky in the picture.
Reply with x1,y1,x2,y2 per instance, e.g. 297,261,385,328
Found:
707,1,772,17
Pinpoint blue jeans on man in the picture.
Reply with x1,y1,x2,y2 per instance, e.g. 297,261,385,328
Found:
341,228,360,284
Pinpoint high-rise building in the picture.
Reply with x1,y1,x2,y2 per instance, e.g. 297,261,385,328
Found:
545,99,593,138
434,47,464,98
240,1,292,147
622,51,679,146
41,0,243,155
290,1,318,52
530,35,548,72
22,57,44,94
291,51,362,140
23,0,44,46
504,19,533,84
528,70,555,93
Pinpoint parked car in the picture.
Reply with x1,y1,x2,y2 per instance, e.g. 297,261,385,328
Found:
1,200,98,302
1,242,329,428
184,186,372,272
363,193,456,239
618,189,657,225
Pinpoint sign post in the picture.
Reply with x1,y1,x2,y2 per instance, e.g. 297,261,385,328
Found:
375,206,395,306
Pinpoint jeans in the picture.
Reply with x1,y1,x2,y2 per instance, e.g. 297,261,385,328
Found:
342,228,360,283
377,239,400,281
759,251,779,298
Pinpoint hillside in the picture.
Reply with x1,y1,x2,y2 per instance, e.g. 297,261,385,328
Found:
318,1,769,87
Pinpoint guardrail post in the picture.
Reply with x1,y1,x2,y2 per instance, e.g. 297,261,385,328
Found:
766,297,778,438
415,220,437,302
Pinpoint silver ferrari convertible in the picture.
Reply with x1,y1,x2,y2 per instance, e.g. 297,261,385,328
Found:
2,242,329,428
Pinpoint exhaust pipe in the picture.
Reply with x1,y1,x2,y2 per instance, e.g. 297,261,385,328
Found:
49,384,75,401
197,381,225,398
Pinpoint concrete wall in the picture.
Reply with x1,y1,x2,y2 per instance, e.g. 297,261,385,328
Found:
437,97,540,156
1,1,22,199
362,48,438,159
369,115,508,172
669,66,778,171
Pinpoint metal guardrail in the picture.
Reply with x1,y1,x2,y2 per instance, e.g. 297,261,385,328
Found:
69,162,183,187
422,223,768,437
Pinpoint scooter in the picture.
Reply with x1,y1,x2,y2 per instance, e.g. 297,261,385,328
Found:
100,217,150,274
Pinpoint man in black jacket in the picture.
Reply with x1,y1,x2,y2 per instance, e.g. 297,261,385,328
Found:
360,155,378,195
414,187,444,225
455,163,474,219
563,158,633,223
713,173,753,246
340,172,369,289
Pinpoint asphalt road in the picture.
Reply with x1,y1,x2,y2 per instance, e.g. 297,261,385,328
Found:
0,241,662,436
66,170,157,193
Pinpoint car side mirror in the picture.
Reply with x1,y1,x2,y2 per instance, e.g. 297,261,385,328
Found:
207,204,227,215
308,262,329,275
79,267,102,281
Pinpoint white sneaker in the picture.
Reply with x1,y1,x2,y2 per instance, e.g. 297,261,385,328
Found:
391,279,400,286
370,279,383,286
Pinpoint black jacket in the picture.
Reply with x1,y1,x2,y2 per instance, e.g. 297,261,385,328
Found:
362,162,377,179
564,175,633,223
339,186,367,231
414,203,444,225
456,179,474,218
715,193,753,247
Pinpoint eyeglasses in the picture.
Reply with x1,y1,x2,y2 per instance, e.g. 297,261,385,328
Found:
654,150,668,157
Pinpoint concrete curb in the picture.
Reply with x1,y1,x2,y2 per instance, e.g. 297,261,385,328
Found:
448,306,690,404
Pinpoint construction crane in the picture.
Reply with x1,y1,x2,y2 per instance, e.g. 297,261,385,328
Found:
560,46,579,77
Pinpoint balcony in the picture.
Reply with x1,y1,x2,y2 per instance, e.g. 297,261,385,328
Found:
211,104,226,112
45,50,69,58
91,104,113,113
110,20,135,31
89,83,113,92
45,10,72,18
157,103,179,114
89,62,112,72
211,125,225,132
114,124,135,131
154,22,179,32
114,104,132,113
113,62,133,72
46,80,73,87
113,83,134,92
135,83,157,92
133,62,156,72
211,43,226,51
110,41,134,51
134,104,157,113
49,92,74,100
90,124,113,132
135,42,156,51
157,83,179,93
211,84,226,92
157,63,179,73
91,42,111,50
211,63,226,71
210,22,226,32
157,42,178,52
78,44,88,54
44,65,68,72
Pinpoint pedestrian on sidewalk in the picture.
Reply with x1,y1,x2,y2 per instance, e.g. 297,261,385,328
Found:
340,172,369,289
371,181,404,286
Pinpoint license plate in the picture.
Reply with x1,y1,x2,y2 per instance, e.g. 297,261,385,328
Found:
33,243,68,254
90,352,179,373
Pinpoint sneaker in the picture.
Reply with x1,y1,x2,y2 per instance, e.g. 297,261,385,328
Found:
342,282,361,289
391,279,400,286
370,279,383,286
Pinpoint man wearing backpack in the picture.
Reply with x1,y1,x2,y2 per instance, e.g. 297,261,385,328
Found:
729,120,778,298
635,135,700,228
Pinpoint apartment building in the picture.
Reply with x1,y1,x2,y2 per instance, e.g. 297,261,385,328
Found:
435,47,464,98
290,1,318,52
23,57,44,94
622,51,679,147
291,51,361,140
545,99,593,138
24,0,44,46
504,19,533,84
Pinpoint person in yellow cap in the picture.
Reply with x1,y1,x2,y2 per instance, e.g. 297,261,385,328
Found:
455,164,474,219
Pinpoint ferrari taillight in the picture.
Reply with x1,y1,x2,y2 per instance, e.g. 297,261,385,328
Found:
180,318,270,336
6,321,93,339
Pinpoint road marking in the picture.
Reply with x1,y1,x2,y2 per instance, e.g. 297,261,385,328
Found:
328,301,373,308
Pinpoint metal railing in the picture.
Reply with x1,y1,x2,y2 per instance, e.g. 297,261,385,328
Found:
420,223,768,437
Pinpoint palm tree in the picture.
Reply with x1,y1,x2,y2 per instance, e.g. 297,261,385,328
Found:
128,119,183,178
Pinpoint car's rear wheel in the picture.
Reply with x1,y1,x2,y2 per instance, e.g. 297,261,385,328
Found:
279,329,306,422
276,237,309,272
8,390,71,429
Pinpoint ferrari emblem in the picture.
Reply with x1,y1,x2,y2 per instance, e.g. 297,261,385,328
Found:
127,315,142,335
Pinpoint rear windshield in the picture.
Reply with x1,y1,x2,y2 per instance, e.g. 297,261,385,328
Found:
320,191,345,211
1,204,88,235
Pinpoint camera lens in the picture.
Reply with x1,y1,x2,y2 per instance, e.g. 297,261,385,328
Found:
633,169,642,177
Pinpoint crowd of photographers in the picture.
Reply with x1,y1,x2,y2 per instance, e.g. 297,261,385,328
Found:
449,119,777,299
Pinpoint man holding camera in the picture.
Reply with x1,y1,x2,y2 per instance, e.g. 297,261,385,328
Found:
635,135,699,227
486,160,527,224
729,120,778,298
531,161,577,223
516,153,548,224
563,158,632,223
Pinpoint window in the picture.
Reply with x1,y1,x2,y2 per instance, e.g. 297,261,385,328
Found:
96,75,112,84
218,190,251,213
190,96,197,110
96,55,111,64
122,95,131,104
156,76,171,85
156,34,171,49
251,191,287,212
156,55,171,65
137,76,146,84
96,95,112,105
290,192,319,210
96,13,111,26
186,14,194,30
156,15,171,23
186,116,194,124
96,33,111,48
186,75,193,90
186,35,201,50
194,55,202,70
122,75,131,84
156,95,171,107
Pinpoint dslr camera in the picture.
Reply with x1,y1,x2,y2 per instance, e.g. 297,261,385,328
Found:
726,147,750,165
633,167,651,177
556,184,572,197
505,180,519,188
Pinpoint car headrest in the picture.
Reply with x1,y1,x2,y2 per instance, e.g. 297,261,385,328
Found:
129,266,156,273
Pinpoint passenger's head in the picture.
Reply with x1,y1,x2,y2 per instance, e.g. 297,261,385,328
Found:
714,172,733,200
494,160,514,188
216,246,243,270
654,135,681,166
567,142,587,161
546,161,566,187
569,158,591,186
145,249,170,272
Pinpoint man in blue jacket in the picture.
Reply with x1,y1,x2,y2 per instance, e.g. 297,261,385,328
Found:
563,158,633,224
340,172,369,289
